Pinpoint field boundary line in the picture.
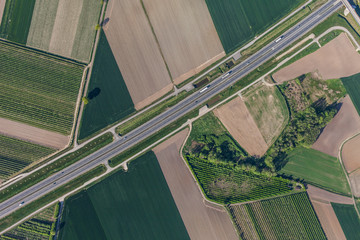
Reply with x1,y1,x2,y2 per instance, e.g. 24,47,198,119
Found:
339,131,360,218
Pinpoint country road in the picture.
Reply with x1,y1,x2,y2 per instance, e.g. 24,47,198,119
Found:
0,0,342,219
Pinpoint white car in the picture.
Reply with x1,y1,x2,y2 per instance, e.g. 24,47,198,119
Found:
19,201,24,206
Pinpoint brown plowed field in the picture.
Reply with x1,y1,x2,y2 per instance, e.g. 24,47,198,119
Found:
312,96,360,157
311,201,346,240
273,33,360,82
0,118,68,149
213,97,268,156
0,0,6,25
349,169,360,197
104,0,172,110
342,134,360,173
153,129,238,240
307,185,353,204
142,0,225,85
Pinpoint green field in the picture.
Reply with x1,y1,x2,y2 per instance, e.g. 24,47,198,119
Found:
79,30,135,140
0,41,84,134
0,135,54,179
58,151,189,240
332,203,360,239
186,156,293,204
0,0,35,44
205,0,304,53
1,203,58,240
280,147,350,195
342,73,360,115
229,193,326,239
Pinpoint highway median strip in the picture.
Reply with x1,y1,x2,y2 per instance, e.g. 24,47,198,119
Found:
0,133,113,203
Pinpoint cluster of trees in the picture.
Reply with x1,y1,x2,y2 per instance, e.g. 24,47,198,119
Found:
266,106,337,171
190,134,247,163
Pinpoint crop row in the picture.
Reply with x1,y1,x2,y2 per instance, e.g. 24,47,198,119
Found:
0,135,54,179
0,40,83,134
186,156,292,203
229,193,326,239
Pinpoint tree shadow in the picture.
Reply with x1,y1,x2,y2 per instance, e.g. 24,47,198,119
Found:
88,87,101,100
101,18,110,27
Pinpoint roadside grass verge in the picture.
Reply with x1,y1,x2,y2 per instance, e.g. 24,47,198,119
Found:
318,29,343,46
0,165,106,233
115,91,190,136
280,147,351,195
0,0,35,44
0,133,113,203
109,108,199,167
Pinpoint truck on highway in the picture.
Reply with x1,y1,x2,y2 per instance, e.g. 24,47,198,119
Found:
200,85,211,93
275,36,284,43
221,70,233,79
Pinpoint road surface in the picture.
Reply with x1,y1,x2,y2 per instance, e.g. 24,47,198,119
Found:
0,0,342,219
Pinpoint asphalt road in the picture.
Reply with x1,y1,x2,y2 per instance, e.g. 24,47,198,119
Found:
0,0,342,219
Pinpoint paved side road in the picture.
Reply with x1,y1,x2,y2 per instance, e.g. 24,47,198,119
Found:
0,0,342,219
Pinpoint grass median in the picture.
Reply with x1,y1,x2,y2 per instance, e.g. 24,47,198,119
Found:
0,164,106,232
0,133,113,203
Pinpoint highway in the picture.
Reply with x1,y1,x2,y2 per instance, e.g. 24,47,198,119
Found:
0,0,342,219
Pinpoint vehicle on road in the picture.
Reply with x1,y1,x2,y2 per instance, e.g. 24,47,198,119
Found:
275,36,284,43
19,201,24,207
200,85,211,93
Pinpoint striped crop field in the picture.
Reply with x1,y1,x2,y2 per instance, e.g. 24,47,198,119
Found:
0,41,84,134
0,134,55,179
186,156,293,203
229,193,326,239
1,203,59,240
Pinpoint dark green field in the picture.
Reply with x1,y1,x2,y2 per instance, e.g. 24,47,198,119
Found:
205,0,304,53
58,152,189,240
0,0,35,44
341,73,360,115
79,30,135,139
332,203,360,239
0,135,55,179
280,147,350,195
0,41,84,134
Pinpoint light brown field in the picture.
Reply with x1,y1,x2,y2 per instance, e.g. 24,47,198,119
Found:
0,118,68,149
142,0,225,85
104,0,172,110
342,134,360,173
312,95,360,157
213,97,268,156
273,33,360,82
349,169,360,197
307,185,353,204
0,0,6,25
311,201,346,240
48,0,82,58
153,129,238,240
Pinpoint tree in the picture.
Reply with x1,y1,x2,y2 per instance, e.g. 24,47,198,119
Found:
82,97,89,105
95,24,101,30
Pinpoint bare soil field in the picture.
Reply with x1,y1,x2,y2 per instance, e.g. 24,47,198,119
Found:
0,118,68,149
243,83,289,145
0,0,6,25
349,169,360,197
104,0,172,110
273,33,360,82
213,97,268,156
27,0,101,62
142,0,225,84
312,96,360,157
307,185,353,204
342,134,360,173
153,129,238,240
311,201,346,240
